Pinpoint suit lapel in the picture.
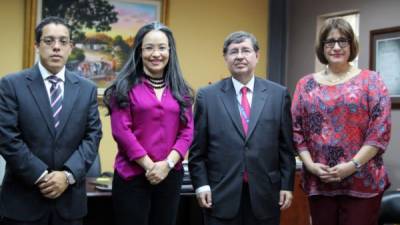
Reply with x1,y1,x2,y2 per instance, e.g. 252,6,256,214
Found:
26,65,56,138
246,78,268,140
219,79,246,139
56,71,80,139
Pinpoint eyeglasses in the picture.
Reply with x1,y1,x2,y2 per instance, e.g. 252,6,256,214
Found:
226,48,254,57
323,38,350,48
142,45,170,54
41,36,71,47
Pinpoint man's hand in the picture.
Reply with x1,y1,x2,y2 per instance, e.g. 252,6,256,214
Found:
196,191,212,208
38,171,68,199
145,161,170,185
279,190,293,210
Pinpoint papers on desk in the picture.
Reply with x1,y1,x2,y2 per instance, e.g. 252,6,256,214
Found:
95,184,112,191
295,156,303,170
94,177,112,191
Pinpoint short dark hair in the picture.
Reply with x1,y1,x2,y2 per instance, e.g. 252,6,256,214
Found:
315,18,359,64
223,31,259,55
35,16,71,44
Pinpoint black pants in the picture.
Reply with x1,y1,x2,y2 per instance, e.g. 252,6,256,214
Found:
0,208,82,225
204,183,279,225
112,169,183,225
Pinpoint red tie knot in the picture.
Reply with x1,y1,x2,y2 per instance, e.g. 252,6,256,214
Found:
241,87,248,95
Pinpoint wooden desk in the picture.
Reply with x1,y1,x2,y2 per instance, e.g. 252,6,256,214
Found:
84,178,202,225
280,171,311,225
85,172,310,225
85,178,113,225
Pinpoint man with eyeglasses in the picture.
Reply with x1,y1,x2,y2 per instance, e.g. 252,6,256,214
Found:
0,16,102,225
189,31,296,225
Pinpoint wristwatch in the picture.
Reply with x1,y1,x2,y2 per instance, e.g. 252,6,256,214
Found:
64,170,76,185
166,158,175,169
351,159,361,171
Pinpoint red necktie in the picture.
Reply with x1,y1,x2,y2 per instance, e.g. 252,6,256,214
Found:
240,87,250,134
240,87,250,182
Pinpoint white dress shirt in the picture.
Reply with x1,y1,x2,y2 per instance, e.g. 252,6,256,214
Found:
38,61,65,101
34,61,67,184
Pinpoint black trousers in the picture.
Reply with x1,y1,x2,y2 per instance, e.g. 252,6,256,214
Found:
204,183,279,225
0,208,82,225
112,169,183,225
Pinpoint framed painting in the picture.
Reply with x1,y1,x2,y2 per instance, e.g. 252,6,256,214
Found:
370,26,400,106
24,0,168,96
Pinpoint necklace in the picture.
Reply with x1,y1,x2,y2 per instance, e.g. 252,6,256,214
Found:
145,74,166,89
323,65,352,84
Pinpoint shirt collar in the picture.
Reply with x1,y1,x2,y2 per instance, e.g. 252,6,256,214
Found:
231,75,255,95
38,61,66,82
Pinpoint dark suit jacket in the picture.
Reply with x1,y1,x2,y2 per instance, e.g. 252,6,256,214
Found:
189,77,295,220
0,65,102,221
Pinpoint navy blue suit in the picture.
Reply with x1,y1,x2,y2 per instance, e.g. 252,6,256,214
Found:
0,65,102,221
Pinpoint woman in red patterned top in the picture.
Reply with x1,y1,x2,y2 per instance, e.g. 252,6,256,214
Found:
291,18,391,225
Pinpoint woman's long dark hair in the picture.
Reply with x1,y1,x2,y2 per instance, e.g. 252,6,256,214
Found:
103,22,194,124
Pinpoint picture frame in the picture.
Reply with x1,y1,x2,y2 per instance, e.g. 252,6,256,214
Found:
369,26,400,106
23,0,168,96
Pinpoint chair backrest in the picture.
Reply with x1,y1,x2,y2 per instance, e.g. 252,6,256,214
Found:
379,191,400,225
86,154,101,177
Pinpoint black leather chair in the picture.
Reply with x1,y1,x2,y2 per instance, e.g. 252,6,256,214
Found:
379,190,400,225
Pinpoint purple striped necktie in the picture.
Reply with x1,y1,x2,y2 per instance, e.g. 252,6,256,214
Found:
47,75,63,129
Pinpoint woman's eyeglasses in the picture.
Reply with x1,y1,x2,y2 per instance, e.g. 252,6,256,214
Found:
323,38,350,48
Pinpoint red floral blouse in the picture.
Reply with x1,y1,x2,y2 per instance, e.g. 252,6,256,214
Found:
291,70,391,198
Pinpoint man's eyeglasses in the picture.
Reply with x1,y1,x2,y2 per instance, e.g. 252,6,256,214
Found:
323,38,350,48
226,48,254,57
142,45,170,54
40,36,71,47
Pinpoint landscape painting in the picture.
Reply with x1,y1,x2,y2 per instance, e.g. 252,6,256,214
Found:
38,0,164,94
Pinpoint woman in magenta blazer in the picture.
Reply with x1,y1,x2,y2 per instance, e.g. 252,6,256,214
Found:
103,22,194,225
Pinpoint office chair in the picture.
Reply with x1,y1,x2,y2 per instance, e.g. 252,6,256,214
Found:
378,190,400,225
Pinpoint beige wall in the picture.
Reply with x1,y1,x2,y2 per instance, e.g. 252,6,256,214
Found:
169,0,268,89
0,0,269,172
100,0,269,172
0,0,24,75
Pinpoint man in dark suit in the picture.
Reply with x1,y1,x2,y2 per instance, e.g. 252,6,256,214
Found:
189,31,295,225
0,17,102,225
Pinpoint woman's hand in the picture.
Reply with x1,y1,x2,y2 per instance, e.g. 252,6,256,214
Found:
324,162,356,183
306,161,357,183
145,161,170,185
306,162,342,183
306,162,330,177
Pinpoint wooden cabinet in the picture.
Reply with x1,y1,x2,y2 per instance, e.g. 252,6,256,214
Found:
280,171,311,225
